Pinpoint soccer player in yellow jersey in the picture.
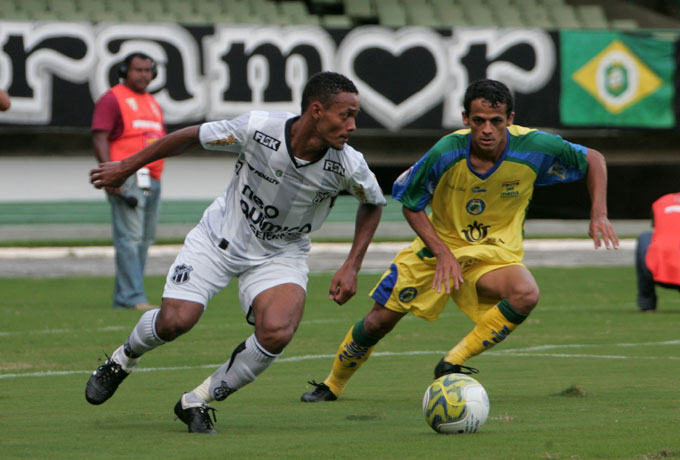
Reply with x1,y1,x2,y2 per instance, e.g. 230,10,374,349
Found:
301,79,620,402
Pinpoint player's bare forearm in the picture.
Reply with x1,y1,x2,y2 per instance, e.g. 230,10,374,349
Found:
329,203,382,305
403,207,448,258
403,206,463,292
345,203,382,271
90,126,199,189
585,148,619,249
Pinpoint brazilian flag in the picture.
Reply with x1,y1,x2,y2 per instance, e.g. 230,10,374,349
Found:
560,30,675,128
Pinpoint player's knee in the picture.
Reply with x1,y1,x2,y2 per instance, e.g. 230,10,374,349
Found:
257,324,296,354
363,314,393,338
508,285,539,314
155,312,197,341
361,303,403,338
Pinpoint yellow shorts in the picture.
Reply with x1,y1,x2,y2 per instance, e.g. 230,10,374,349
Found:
369,242,524,323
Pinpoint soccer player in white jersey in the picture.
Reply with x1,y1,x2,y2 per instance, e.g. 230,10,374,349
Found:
86,72,386,434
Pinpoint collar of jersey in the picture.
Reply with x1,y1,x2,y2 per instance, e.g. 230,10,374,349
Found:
285,116,330,169
465,128,510,180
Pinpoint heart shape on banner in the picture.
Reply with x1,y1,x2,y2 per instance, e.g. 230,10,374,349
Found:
338,27,448,131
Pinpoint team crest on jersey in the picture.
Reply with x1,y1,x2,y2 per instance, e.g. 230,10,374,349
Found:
323,159,345,177
253,130,281,150
171,264,193,284
465,198,485,215
398,287,418,303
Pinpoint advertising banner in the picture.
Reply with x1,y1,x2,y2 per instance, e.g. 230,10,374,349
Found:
0,22,677,131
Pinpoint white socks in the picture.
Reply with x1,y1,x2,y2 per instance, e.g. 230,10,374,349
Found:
111,345,139,373
109,309,165,373
190,333,280,403
124,308,166,358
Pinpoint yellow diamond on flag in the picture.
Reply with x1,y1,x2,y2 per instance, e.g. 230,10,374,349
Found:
571,39,662,114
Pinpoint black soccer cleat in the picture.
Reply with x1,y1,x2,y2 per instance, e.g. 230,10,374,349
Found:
433,358,479,379
300,380,338,402
174,398,217,434
85,354,130,405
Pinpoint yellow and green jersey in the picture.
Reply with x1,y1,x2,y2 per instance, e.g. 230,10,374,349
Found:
392,125,589,262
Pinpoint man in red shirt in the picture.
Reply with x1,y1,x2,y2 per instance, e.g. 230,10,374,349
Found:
92,52,166,310
635,192,680,311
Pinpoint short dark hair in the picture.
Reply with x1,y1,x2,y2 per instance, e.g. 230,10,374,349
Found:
463,79,514,116
123,52,153,67
301,71,358,113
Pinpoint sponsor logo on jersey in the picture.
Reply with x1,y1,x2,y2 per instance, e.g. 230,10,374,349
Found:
171,264,193,284
323,159,345,177
240,184,312,240
132,119,162,130
471,186,487,193
313,190,338,204
500,179,520,198
253,130,281,150
398,287,418,303
461,220,490,243
208,135,237,146
243,160,279,184
465,198,485,215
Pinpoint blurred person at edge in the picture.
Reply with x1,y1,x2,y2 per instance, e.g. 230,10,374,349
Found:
0,89,10,111
91,52,165,310
635,193,680,312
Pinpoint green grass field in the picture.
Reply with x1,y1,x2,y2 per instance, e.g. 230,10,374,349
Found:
1,268,679,460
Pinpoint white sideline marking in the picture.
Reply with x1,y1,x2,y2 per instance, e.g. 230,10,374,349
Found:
0,239,636,260
1,341,678,380
0,325,128,337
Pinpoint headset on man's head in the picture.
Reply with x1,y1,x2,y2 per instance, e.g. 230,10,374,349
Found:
118,52,158,80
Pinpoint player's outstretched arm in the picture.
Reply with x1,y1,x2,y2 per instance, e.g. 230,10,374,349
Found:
402,207,463,294
90,126,200,189
329,203,382,305
585,148,619,249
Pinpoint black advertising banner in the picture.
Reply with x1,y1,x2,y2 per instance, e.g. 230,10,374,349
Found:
0,21,675,131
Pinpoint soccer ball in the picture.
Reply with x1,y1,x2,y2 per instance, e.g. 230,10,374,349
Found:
422,373,489,434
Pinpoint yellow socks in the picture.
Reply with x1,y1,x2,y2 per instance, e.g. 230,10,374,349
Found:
444,299,527,366
323,319,381,397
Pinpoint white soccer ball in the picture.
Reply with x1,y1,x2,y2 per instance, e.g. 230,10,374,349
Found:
422,373,490,434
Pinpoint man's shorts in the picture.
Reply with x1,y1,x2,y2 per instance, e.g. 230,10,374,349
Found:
369,243,523,323
163,225,309,324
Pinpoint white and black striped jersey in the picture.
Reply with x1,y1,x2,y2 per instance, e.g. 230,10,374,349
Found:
197,111,386,262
